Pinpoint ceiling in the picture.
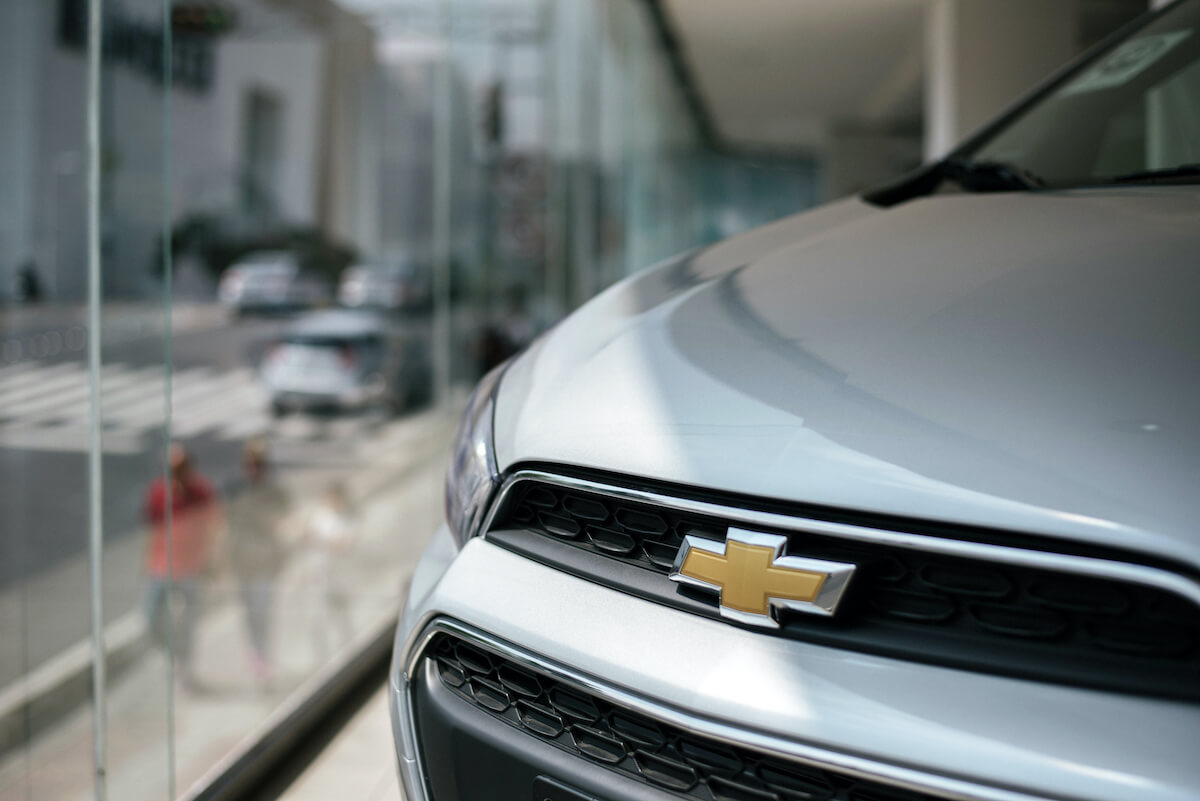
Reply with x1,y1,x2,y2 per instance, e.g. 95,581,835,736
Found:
659,0,1147,154
660,0,926,153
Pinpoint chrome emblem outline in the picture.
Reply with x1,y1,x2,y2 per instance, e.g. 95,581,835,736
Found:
670,528,856,628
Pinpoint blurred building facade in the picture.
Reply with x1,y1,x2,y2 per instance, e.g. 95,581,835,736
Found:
0,0,382,302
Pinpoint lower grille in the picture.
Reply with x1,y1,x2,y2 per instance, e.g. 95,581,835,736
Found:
427,633,944,801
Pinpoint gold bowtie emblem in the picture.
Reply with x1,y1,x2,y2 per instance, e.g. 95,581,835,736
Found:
670,528,855,627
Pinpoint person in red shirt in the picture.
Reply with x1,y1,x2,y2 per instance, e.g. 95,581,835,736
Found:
143,443,219,688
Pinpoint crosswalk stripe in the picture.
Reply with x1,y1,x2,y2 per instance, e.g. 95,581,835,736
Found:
104,367,221,426
97,367,174,414
0,361,38,384
0,425,142,455
5,365,140,420
0,363,81,404
39,366,179,425
116,368,259,434
170,379,266,437
217,409,271,441
0,366,170,430
169,368,260,432
0,361,407,452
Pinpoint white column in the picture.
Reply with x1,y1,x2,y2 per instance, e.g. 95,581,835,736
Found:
925,0,1080,160
431,1,453,403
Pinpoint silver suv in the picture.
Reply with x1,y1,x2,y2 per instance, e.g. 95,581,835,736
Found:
391,4,1200,801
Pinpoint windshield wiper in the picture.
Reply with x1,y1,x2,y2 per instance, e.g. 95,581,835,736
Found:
1107,164,1200,185
941,157,1046,192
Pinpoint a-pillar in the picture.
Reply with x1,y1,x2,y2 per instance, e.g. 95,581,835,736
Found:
924,0,1081,160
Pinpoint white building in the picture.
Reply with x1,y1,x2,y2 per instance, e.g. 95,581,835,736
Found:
0,0,379,302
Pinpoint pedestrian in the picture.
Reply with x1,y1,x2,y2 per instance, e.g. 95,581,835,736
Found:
143,443,219,690
16,261,42,304
223,437,291,685
300,481,356,662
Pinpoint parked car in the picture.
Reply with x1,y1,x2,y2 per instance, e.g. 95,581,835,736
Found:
391,5,1200,801
338,261,431,311
218,251,330,314
260,310,430,416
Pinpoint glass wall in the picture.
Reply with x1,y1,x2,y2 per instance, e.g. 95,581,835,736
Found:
0,1,817,799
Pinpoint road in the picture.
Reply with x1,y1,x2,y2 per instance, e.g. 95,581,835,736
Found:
0,306,442,587
0,303,475,689
0,404,456,801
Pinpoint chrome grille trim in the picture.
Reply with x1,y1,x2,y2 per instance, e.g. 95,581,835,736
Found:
480,469,1200,612
400,617,1055,801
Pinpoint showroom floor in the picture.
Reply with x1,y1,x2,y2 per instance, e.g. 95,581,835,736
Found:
278,684,402,801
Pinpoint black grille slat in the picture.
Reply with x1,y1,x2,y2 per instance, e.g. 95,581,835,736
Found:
428,634,948,801
643,540,682,570
1028,577,1130,614
967,603,1068,640
551,688,601,723
467,675,510,712
871,589,956,623
515,700,565,738
538,512,582,539
487,480,1200,702
570,724,626,763
497,663,543,698
708,776,776,801
587,525,639,555
918,563,1011,598
756,763,836,800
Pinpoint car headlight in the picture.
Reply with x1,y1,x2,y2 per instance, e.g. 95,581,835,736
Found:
444,362,507,547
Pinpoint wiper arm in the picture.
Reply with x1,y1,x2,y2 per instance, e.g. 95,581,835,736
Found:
1107,163,1200,184
942,157,1046,192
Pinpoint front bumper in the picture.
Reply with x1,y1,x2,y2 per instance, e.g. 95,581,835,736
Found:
271,387,379,413
391,527,1200,801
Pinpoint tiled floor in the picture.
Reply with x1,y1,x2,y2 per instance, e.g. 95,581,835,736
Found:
278,685,402,801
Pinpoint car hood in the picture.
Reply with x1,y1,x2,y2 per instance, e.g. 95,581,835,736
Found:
495,188,1200,566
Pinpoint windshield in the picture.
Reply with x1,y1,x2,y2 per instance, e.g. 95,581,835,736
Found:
269,342,352,376
265,335,382,378
964,0,1200,188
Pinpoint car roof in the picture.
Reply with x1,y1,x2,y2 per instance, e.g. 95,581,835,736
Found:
348,262,414,276
283,310,385,338
234,251,296,270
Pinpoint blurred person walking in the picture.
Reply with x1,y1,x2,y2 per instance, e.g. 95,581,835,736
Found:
223,437,291,685
143,443,219,690
16,261,43,303
299,482,356,662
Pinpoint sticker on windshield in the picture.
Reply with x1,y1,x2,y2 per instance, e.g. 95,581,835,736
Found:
1062,30,1192,94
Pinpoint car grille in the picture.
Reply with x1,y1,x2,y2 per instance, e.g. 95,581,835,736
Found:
428,633,945,801
486,476,1200,701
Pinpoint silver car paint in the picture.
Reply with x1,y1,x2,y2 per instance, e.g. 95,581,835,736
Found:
392,528,1200,801
494,188,1200,567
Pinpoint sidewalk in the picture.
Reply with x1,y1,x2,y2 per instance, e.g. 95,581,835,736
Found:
0,402,458,801
0,302,230,360
0,301,230,330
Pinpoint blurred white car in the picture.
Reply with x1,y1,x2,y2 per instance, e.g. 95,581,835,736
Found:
338,262,430,311
260,310,431,416
218,251,330,313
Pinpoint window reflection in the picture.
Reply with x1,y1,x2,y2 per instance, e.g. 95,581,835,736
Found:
0,0,819,797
